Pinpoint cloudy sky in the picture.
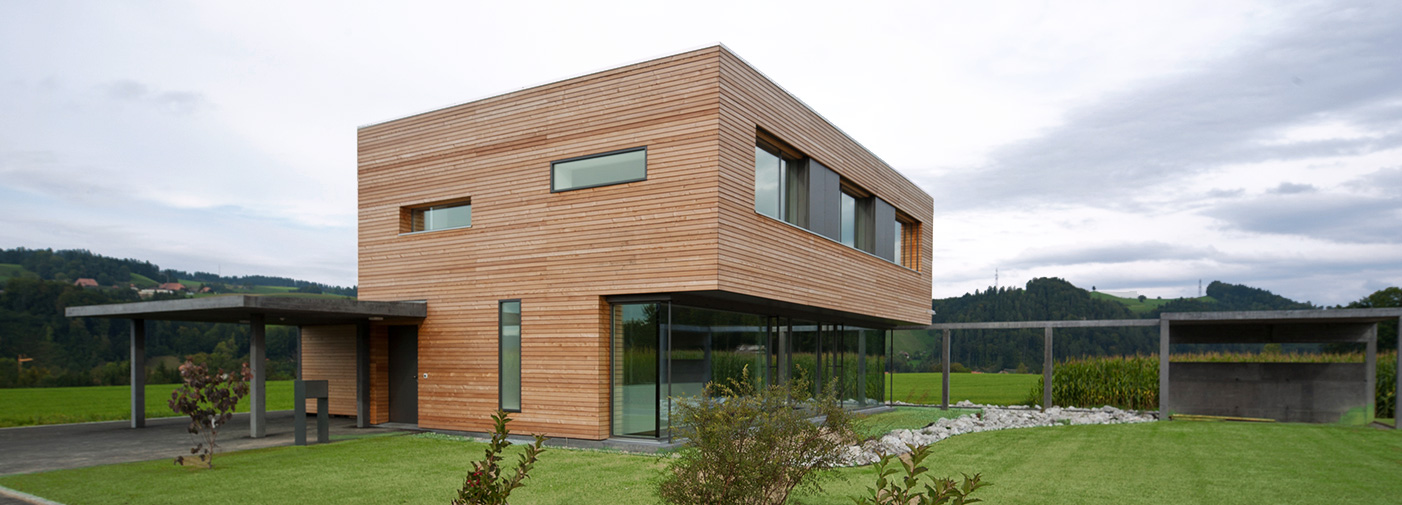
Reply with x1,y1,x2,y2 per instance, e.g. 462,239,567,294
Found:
2,0,1398,306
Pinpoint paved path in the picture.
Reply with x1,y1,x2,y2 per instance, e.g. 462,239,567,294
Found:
0,411,397,476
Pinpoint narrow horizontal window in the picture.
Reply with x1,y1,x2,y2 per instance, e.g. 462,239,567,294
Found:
405,200,471,233
552,147,647,192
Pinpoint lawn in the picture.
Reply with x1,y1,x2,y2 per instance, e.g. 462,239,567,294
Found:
887,372,1040,405
1089,292,1216,315
2,421,1398,504
0,381,295,428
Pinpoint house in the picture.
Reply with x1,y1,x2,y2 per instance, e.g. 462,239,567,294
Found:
158,282,186,292
73,278,99,288
65,45,934,442
297,45,933,441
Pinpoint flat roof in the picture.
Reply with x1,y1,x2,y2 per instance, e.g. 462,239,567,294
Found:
1161,308,1402,325
65,295,426,326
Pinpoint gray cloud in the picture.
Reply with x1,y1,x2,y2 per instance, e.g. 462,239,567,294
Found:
1206,188,1245,199
1005,241,1220,269
931,1,1402,210
1204,191,1402,243
103,79,209,114
1268,182,1317,194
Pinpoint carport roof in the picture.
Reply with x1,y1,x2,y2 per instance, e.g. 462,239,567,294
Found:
65,295,426,325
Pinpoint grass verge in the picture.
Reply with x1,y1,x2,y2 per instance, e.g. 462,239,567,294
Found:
0,381,295,428
2,422,1398,504
854,406,978,439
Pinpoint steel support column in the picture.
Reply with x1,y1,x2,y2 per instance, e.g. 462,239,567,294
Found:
942,329,951,410
130,319,145,429
356,320,371,428
1159,319,1171,420
1366,325,1377,423
249,313,266,438
1043,326,1053,411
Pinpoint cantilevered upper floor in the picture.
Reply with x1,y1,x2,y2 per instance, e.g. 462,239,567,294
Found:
357,45,933,326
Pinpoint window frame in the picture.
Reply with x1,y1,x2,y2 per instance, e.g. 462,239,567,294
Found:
550,146,648,193
499,299,522,413
400,199,472,235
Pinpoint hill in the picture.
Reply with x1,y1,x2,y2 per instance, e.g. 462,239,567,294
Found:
0,247,357,389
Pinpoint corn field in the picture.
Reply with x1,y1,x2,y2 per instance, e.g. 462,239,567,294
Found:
1025,352,1397,418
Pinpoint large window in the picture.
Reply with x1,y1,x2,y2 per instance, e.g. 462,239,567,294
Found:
407,200,471,233
552,147,647,192
754,142,807,226
500,300,521,412
840,189,873,252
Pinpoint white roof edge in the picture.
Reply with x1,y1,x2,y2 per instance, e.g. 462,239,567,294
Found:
356,42,931,204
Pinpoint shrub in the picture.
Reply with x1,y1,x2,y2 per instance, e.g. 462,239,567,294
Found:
452,410,546,505
854,443,989,505
658,368,858,505
168,360,250,468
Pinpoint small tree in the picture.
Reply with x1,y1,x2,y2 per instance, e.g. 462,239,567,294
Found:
452,410,547,505
658,368,858,505
168,360,250,468
854,443,990,505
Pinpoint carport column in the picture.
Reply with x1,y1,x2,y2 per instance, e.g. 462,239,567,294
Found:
941,329,950,411
130,318,146,429
1366,324,1376,422
1043,326,1053,411
250,313,266,438
1159,319,1170,420
356,320,371,428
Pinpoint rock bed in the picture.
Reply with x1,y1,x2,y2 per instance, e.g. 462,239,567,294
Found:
840,401,1157,466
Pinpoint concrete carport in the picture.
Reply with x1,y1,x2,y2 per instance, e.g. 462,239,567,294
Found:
1159,308,1402,426
65,295,426,437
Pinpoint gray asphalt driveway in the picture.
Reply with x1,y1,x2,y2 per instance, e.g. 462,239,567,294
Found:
0,411,395,476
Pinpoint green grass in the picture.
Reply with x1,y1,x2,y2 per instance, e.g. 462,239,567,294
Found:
0,263,38,281
888,372,1040,405
0,381,295,428
3,422,1398,504
129,273,158,288
177,279,205,290
855,406,978,439
1089,292,1216,314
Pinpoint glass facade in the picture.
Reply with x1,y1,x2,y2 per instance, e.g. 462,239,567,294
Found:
610,301,887,439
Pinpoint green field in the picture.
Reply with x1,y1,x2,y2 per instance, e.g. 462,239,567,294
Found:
1089,292,1216,314
129,273,159,288
0,263,39,281
2,421,1397,504
0,381,295,428
888,372,1040,405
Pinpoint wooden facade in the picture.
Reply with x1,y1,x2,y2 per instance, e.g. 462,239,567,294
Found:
304,45,933,440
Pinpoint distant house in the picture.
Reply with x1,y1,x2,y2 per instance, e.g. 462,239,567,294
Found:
73,278,99,288
137,288,175,298
199,286,213,294
158,282,187,292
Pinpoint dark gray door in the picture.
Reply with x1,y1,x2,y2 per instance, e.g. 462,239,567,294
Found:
388,325,418,424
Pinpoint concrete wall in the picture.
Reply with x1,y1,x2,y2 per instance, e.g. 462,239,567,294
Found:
1168,362,1371,424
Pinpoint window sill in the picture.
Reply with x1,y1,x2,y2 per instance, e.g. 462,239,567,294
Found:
398,225,472,236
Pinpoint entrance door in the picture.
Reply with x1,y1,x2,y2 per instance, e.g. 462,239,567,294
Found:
388,325,418,424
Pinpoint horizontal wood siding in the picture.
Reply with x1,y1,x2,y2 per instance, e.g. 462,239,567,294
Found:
358,48,726,439
715,48,934,325
301,325,356,416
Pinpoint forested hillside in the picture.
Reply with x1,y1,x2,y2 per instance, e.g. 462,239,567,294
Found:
0,247,351,388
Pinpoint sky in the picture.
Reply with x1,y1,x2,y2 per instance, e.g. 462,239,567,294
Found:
1,0,1399,306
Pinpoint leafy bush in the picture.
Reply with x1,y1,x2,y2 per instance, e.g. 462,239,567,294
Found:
657,369,858,505
854,443,989,505
168,360,250,468
452,410,546,505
